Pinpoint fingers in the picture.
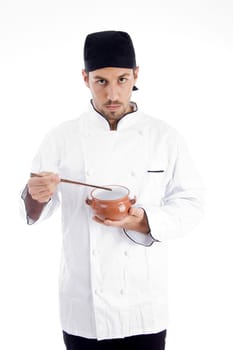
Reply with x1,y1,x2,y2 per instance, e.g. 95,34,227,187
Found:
28,189,50,203
128,207,144,218
29,172,60,185
93,216,125,227
93,207,150,234
27,172,60,203
93,216,105,224
93,207,144,228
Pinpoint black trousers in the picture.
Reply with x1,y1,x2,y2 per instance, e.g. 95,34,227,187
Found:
63,330,167,350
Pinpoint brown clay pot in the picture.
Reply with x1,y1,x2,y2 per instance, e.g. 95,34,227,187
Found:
86,185,136,221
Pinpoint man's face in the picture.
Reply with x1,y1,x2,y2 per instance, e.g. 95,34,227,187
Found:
82,67,139,127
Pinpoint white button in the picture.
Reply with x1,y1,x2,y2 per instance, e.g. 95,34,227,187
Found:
120,289,124,295
131,171,136,177
124,251,128,256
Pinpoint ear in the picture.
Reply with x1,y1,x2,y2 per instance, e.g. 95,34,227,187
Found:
133,66,139,83
82,69,90,87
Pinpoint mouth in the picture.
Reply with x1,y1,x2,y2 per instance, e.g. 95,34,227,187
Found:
105,104,121,111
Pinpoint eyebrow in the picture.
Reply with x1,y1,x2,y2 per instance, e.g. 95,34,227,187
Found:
93,73,131,80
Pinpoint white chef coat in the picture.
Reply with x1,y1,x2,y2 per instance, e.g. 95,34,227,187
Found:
21,102,204,340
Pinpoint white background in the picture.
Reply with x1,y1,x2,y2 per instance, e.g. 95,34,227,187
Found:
0,0,233,349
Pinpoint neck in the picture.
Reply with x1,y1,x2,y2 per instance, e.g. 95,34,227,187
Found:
91,100,137,130
108,120,119,131
105,103,135,130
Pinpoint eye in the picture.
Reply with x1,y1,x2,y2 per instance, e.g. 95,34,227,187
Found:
97,79,106,85
119,77,127,84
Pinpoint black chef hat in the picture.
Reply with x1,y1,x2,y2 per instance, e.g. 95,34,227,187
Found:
84,30,138,90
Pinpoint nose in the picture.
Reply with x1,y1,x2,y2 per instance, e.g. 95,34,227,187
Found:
106,83,119,101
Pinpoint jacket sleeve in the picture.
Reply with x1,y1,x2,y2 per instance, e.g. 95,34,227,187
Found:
20,128,62,225
20,185,60,225
125,132,204,245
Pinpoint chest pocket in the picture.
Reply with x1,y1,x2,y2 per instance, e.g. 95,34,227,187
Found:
136,166,166,205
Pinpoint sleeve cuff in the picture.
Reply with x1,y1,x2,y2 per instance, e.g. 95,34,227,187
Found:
21,185,59,225
123,228,160,247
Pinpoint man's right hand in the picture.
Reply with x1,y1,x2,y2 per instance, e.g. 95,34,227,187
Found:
27,172,60,203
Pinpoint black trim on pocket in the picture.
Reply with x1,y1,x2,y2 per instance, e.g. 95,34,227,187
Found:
147,170,165,173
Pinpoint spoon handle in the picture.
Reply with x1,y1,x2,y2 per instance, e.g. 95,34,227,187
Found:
30,173,112,191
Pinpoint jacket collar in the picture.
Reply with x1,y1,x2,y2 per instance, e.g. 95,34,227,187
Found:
88,100,139,131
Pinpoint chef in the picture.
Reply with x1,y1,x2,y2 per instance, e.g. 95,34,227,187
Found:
22,30,204,350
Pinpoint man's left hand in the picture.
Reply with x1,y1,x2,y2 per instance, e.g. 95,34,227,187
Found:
93,207,150,234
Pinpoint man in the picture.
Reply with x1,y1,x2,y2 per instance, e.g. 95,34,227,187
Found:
22,31,204,350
